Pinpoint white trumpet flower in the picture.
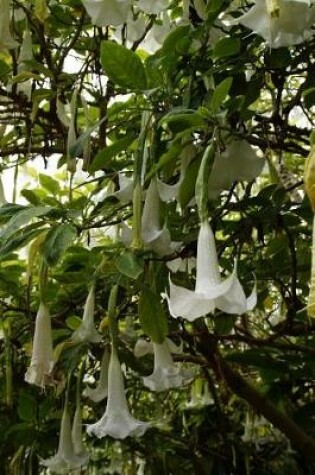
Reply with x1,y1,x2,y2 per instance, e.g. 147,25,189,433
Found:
71,405,89,465
72,285,102,344
232,0,315,48
142,340,192,392
83,348,109,402
208,140,264,200
25,302,54,388
42,405,87,473
87,348,150,439
82,0,131,27
0,0,18,51
165,221,256,321
141,178,181,256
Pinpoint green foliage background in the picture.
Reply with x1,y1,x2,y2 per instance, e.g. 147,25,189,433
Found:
1,0,315,473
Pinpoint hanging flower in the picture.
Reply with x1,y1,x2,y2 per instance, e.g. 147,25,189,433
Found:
208,140,264,200
141,339,193,392
0,0,18,51
87,348,150,439
141,178,181,256
83,348,109,402
231,0,315,48
165,220,256,321
25,302,54,388
82,0,131,27
71,405,89,466
42,404,88,474
72,284,102,344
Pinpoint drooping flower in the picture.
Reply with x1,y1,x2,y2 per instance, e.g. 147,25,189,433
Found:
71,284,102,344
137,0,169,15
0,0,18,51
165,220,256,321
141,178,181,256
141,339,193,392
87,348,150,439
42,404,88,474
25,302,54,388
231,0,315,48
83,348,109,402
208,140,264,200
82,0,131,27
71,405,89,466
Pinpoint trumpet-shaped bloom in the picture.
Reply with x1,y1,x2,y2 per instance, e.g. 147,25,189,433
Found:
232,0,315,48
141,179,181,256
208,140,264,200
138,0,169,14
25,303,54,388
142,340,193,392
87,348,150,439
82,0,131,27
0,0,18,51
72,285,102,344
83,348,109,402
71,406,89,465
42,405,88,474
165,221,256,321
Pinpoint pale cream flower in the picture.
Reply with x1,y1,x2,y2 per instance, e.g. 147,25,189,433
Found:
83,348,109,402
142,340,192,392
166,221,256,321
72,284,102,344
232,0,315,48
87,348,150,439
82,0,131,27
208,140,264,200
25,302,54,388
42,404,87,473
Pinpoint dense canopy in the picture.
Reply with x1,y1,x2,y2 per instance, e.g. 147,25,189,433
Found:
1,0,315,473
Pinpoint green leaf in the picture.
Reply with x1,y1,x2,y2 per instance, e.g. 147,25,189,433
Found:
195,143,215,221
115,252,143,279
18,390,37,422
101,41,147,90
213,38,240,58
139,286,168,344
178,158,200,209
39,174,60,195
209,77,233,114
42,223,77,266
0,225,44,258
0,206,51,242
89,135,135,173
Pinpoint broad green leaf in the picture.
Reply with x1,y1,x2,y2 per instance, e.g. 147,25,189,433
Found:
89,135,134,173
0,225,44,258
139,286,168,344
115,252,143,279
101,41,147,90
178,158,200,209
213,38,240,58
39,174,60,195
0,206,51,242
42,223,77,266
18,390,37,422
209,77,233,114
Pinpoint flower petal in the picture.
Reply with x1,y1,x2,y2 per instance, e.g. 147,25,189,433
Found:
166,279,215,321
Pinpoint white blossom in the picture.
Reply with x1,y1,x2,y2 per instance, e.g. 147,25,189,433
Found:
82,0,131,27
72,285,102,344
87,348,150,439
25,302,54,388
231,0,315,48
42,405,88,473
142,340,192,392
165,221,256,321
83,348,109,402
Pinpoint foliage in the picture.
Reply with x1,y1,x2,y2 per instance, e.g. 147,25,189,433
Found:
1,0,315,474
